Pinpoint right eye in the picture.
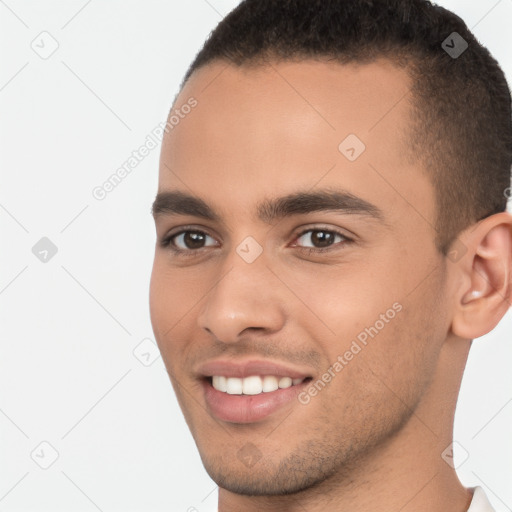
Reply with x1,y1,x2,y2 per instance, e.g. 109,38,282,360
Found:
160,229,219,256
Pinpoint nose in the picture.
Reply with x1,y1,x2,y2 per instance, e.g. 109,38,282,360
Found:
197,249,287,343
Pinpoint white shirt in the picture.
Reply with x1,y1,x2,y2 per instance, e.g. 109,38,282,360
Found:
467,486,496,512
210,485,495,511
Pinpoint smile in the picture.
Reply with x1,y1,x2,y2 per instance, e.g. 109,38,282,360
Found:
202,376,313,423
211,375,306,395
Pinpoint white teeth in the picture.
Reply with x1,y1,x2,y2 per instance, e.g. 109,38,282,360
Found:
212,375,305,394
212,375,227,392
278,377,292,389
242,376,263,395
262,375,279,392
226,377,243,394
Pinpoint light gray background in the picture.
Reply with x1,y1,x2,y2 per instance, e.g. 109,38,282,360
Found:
1,1,511,511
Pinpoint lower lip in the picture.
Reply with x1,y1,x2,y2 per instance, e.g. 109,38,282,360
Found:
202,379,309,424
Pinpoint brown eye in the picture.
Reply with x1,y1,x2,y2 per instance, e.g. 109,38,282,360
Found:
295,229,348,250
171,231,217,250
159,228,219,256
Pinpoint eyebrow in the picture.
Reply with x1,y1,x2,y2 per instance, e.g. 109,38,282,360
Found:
151,188,385,225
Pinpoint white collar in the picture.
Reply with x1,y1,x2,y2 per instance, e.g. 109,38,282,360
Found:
467,486,496,512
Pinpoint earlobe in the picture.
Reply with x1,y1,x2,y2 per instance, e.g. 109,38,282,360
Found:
450,212,512,340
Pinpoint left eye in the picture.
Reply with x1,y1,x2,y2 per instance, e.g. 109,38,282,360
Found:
293,228,350,250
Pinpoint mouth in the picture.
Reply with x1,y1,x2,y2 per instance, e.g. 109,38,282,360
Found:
197,360,314,424
201,376,313,424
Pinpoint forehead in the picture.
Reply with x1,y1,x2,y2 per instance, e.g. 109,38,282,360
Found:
158,58,435,231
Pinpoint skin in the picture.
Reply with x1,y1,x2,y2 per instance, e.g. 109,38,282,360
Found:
149,58,512,512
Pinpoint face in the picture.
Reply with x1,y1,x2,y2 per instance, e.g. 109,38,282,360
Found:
150,58,452,495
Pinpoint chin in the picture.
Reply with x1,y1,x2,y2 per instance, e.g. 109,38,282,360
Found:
198,443,341,497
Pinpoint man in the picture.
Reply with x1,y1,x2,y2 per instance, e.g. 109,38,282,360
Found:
149,0,512,510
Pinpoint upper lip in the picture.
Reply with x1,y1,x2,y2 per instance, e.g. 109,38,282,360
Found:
196,359,314,379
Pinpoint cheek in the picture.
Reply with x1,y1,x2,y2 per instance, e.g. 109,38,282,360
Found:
346,290,445,408
285,264,397,345
149,259,188,354
149,258,171,337
150,258,199,329
149,258,212,369
298,265,443,402
312,306,436,442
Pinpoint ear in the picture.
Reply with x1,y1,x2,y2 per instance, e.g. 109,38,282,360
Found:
451,212,512,340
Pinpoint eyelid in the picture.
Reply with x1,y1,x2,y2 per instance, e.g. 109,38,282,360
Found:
290,223,356,242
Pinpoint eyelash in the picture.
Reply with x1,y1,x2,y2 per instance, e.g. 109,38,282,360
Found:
159,225,354,257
